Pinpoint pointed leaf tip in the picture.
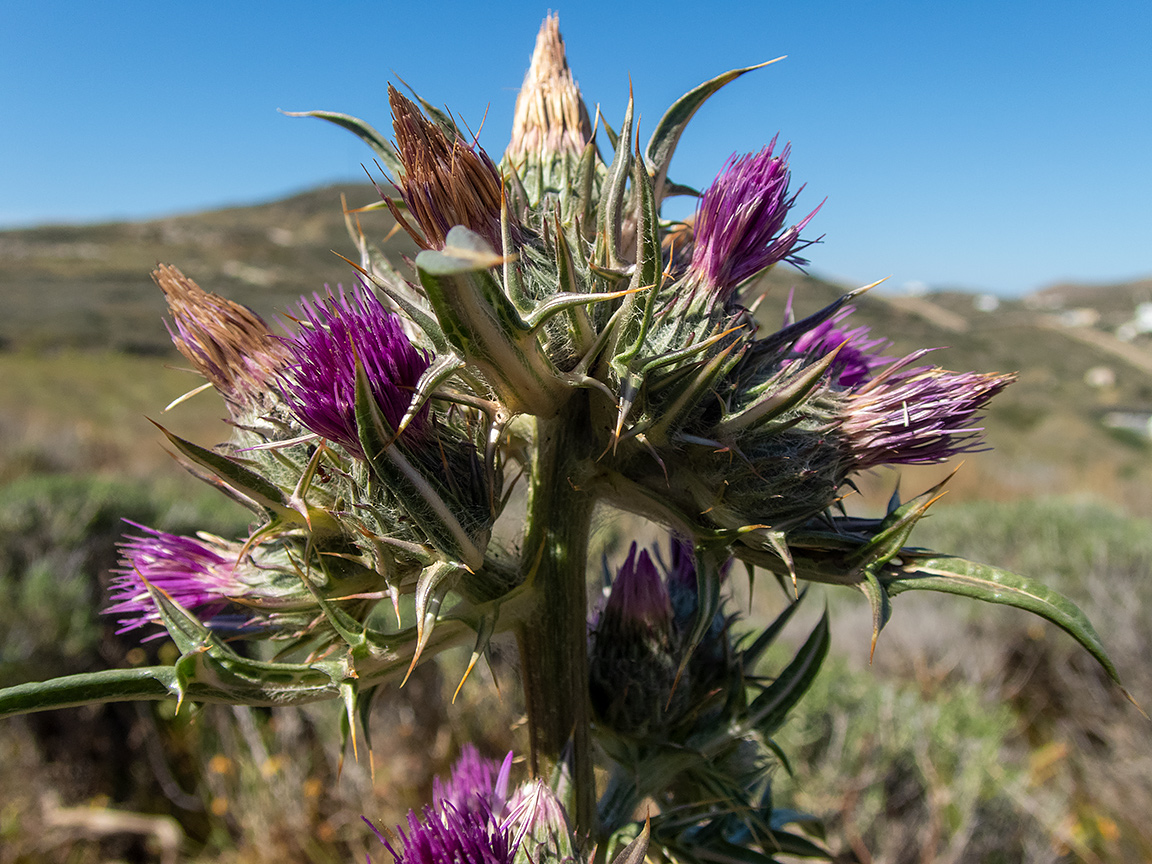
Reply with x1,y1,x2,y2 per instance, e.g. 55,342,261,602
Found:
886,556,1126,688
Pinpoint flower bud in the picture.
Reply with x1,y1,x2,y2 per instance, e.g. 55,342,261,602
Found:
588,544,678,737
505,779,575,864
506,14,591,165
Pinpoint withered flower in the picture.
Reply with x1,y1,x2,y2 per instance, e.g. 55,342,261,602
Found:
506,14,592,164
155,264,291,412
388,85,504,251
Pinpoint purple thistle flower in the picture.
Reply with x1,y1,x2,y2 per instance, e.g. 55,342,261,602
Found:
588,544,677,736
843,356,1016,468
373,801,516,864
782,301,893,388
278,286,431,457
106,522,251,636
433,745,513,818
688,139,822,298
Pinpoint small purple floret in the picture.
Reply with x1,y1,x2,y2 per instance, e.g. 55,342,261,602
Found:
784,307,893,388
602,543,672,633
844,359,1015,468
689,138,821,297
380,802,516,864
433,745,513,817
279,286,431,456
106,522,249,636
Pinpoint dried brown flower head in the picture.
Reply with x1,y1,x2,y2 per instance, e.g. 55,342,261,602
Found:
388,85,504,251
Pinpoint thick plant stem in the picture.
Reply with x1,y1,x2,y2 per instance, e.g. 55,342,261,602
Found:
0,667,178,717
517,398,598,840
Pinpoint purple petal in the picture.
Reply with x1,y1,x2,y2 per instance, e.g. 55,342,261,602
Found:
689,139,821,297
105,522,249,636
433,744,510,817
278,285,431,456
382,802,516,864
844,363,1015,468
603,543,672,632
781,304,893,388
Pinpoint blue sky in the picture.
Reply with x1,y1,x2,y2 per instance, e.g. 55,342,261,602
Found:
2,0,1149,296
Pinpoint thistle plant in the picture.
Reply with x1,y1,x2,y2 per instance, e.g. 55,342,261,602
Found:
0,14,1129,862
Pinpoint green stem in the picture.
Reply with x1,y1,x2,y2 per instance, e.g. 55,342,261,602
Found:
517,398,598,839
0,667,177,717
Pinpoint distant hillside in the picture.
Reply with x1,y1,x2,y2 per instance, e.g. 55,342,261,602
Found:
3,183,1152,512
0,184,420,354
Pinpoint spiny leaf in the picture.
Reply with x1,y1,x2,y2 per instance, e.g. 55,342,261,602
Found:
453,612,496,703
715,348,841,437
282,110,403,176
405,561,462,684
417,227,568,417
845,471,955,574
570,139,600,239
859,568,891,662
646,59,783,206
743,588,807,669
608,817,651,864
747,610,829,735
0,667,178,720
671,548,725,701
596,94,634,268
353,685,382,771
646,342,738,442
746,281,878,360
152,421,294,519
886,556,1127,691
354,356,484,568
609,152,662,375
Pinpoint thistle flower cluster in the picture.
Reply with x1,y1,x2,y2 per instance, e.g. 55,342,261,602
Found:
98,11,1022,845
0,13,1124,864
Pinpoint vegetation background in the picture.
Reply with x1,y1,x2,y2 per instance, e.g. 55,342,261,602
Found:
1,184,1149,863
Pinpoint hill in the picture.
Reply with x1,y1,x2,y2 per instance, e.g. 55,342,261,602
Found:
3,183,1152,513
0,184,420,354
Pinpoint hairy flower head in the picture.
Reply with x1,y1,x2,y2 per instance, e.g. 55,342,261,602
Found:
589,544,678,737
278,286,430,456
155,264,291,411
389,85,505,251
106,522,252,636
599,543,673,635
372,802,516,864
843,357,1015,468
433,745,513,818
506,14,592,164
688,140,821,298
